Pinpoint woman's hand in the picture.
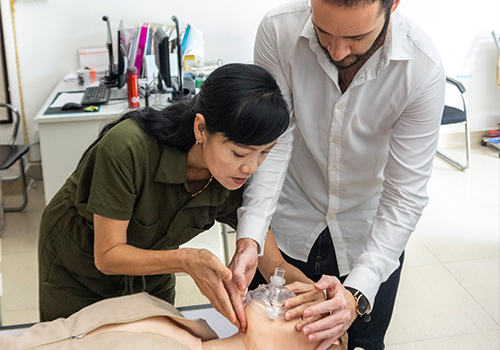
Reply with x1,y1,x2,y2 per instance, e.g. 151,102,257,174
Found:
225,238,259,332
299,276,357,350
183,248,238,328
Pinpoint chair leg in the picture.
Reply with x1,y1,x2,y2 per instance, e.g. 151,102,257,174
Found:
4,157,29,212
436,121,471,171
0,180,4,237
464,117,471,169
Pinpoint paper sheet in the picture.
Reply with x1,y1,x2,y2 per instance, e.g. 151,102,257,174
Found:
78,47,108,70
183,26,205,59
50,92,84,108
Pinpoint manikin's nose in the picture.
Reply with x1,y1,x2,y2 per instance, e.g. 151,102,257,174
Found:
328,39,351,61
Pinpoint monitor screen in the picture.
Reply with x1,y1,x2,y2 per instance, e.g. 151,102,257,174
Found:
154,27,172,90
103,16,117,86
116,20,127,89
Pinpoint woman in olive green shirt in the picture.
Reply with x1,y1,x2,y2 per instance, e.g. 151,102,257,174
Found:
38,64,289,324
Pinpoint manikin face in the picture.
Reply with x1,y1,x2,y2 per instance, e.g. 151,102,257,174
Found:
245,301,320,350
201,133,276,191
311,0,398,69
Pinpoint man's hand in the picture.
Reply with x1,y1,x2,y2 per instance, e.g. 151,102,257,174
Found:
225,238,259,332
298,276,357,350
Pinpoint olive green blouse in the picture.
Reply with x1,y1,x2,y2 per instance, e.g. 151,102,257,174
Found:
38,118,242,312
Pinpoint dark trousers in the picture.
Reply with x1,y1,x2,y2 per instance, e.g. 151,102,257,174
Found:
249,228,404,350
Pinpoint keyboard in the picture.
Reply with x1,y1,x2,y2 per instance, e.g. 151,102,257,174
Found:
82,85,111,105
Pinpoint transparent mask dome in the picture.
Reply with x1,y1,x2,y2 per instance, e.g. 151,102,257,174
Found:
244,267,296,320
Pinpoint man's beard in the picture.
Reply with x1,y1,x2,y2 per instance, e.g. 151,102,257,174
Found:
316,8,391,70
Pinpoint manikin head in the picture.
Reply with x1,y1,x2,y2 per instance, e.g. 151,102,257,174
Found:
311,0,400,69
203,268,322,350
243,268,320,350
243,296,320,350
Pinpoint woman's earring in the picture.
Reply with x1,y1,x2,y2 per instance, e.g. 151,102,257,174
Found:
196,140,199,145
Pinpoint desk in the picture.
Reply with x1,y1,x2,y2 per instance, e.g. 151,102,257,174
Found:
34,81,228,264
34,80,166,204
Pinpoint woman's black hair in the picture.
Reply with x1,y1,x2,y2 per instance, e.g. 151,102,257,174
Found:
81,63,289,159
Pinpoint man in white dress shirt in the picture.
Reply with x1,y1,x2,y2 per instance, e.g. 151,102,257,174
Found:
226,0,445,349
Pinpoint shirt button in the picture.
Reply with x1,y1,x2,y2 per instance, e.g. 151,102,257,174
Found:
328,215,334,220
330,167,337,171
331,138,338,143
336,104,343,110
330,191,336,196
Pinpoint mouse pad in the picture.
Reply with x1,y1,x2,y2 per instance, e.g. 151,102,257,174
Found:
44,91,101,115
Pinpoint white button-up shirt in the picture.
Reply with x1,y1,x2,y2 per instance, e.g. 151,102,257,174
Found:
237,0,445,307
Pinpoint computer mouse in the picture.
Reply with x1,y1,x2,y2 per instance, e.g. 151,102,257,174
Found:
61,102,82,111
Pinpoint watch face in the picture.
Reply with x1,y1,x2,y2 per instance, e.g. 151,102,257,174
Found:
357,296,369,314
346,288,369,316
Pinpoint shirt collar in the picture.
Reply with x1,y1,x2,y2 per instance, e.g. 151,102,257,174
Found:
156,146,188,184
385,12,412,61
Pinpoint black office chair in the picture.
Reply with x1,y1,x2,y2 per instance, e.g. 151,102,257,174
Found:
436,77,471,171
0,103,30,216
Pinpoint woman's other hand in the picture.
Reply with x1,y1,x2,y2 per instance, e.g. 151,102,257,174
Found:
183,248,238,328
225,238,259,332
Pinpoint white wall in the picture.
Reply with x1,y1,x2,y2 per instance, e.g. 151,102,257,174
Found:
1,0,499,162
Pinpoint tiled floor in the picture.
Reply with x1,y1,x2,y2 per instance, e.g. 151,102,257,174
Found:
0,134,499,349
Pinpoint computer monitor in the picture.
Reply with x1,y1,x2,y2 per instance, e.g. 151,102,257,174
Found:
154,27,172,91
116,20,127,89
101,16,126,89
102,16,117,86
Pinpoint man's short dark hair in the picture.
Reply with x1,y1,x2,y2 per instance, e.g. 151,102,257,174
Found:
322,0,394,14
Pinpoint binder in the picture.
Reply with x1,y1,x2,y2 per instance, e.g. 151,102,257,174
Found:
181,24,191,54
134,22,150,75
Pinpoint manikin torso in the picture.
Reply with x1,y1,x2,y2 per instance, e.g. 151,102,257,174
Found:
90,269,320,350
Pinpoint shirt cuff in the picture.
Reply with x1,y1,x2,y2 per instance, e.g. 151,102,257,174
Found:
236,214,269,256
343,266,383,314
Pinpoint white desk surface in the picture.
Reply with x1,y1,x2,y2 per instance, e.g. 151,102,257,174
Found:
34,80,166,124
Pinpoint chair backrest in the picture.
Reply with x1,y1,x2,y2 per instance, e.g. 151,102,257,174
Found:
442,77,468,126
0,103,22,145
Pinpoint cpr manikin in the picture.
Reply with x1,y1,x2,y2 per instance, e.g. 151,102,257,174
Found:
2,269,344,350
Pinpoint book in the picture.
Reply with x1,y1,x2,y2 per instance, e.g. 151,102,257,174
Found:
134,22,150,75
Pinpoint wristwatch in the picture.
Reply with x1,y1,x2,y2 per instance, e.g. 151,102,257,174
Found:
346,287,371,322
